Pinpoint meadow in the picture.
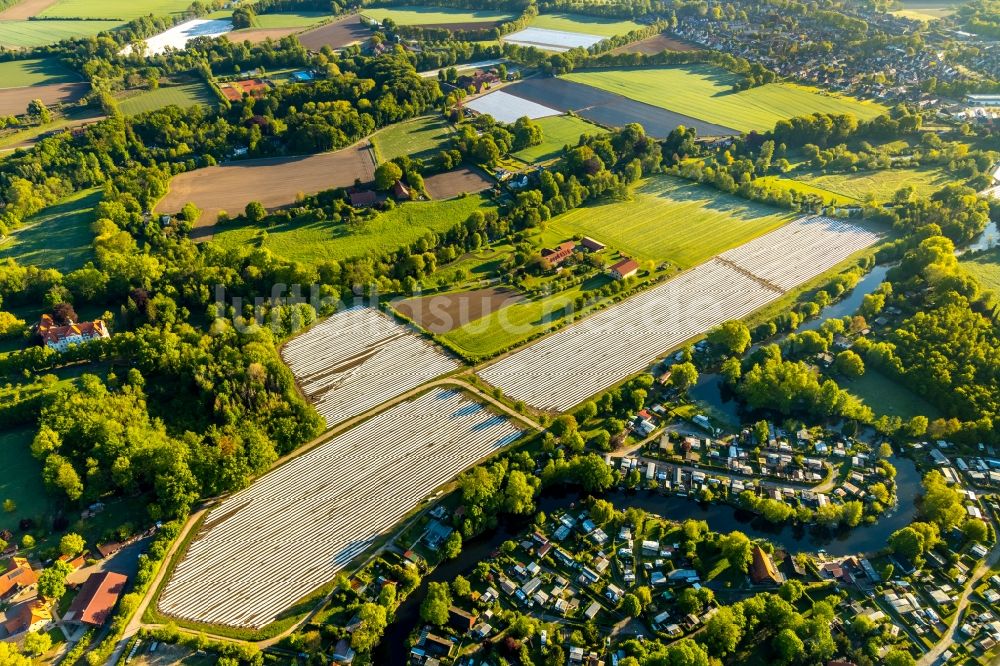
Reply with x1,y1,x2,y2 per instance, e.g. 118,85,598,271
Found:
118,81,216,116
0,57,78,87
512,115,606,164
835,369,942,420
529,12,642,37
0,428,52,534
892,0,954,20
960,247,1000,292
540,175,795,267
251,11,330,28
792,164,950,201
562,64,886,133
0,188,100,272
213,195,493,265
0,19,118,48
756,176,858,206
371,114,453,162
361,5,513,25
39,0,193,20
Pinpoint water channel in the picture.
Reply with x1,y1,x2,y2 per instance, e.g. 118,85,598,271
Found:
377,262,914,663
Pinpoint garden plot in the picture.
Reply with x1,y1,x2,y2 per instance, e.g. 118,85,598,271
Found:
478,216,879,411
123,18,231,55
464,90,561,123
504,26,603,52
280,306,460,427
159,388,524,629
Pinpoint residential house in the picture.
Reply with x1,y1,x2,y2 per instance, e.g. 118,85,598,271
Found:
392,180,411,200
36,315,110,352
610,257,639,280
750,545,784,585
541,241,576,266
348,189,378,208
2,599,50,635
447,606,476,634
64,571,128,627
0,557,37,600
332,639,355,664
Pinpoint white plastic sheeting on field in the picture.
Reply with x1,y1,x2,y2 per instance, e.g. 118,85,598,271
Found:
121,19,232,56
280,306,460,427
478,216,880,411
464,90,563,123
504,27,604,52
159,388,524,628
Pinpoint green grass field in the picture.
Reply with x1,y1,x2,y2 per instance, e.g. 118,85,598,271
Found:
529,12,642,36
213,195,494,265
562,64,887,133
118,81,216,116
540,175,794,267
892,0,954,20
0,58,79,88
960,247,1000,292
835,369,942,420
0,20,119,48
0,188,100,272
39,0,193,20
757,175,858,206
0,428,52,534
362,5,514,25
792,165,950,201
251,11,331,28
372,115,453,163
512,115,606,164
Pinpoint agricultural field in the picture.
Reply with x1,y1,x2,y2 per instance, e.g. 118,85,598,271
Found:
511,114,605,164
0,427,52,534
295,14,370,50
562,64,887,133
503,27,604,52
250,11,330,28
540,175,794,267
125,18,232,56
0,57,77,87
478,216,881,410
528,12,642,37
361,5,513,26
38,0,193,20
791,164,951,201
960,247,1000,292
0,18,118,48
118,81,216,116
892,0,955,20
464,90,562,124
0,57,88,116
422,167,492,199
212,194,491,264
505,77,735,138
611,33,697,54
155,141,376,236
371,115,453,163
0,188,100,272
393,287,525,333
159,387,523,628
0,0,59,20
280,306,460,427
755,176,859,206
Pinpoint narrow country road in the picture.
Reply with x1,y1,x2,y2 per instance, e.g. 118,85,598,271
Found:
106,377,541,664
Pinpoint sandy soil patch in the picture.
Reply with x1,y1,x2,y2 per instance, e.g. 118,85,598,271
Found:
0,81,88,116
424,166,492,199
394,286,524,333
155,141,375,240
0,0,58,20
226,27,300,44
297,14,370,50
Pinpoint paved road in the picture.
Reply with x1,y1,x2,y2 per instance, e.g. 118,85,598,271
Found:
106,377,542,663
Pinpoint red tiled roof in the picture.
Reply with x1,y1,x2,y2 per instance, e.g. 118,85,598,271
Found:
220,78,271,102
37,315,109,346
611,257,639,277
541,241,576,265
65,571,127,626
0,558,37,599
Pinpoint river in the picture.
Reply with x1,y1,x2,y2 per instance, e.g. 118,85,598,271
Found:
966,220,999,254
376,455,920,664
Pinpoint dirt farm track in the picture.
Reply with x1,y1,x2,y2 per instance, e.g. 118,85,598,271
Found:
156,141,375,239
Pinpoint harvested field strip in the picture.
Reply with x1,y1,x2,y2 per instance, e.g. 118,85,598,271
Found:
159,387,523,628
562,65,887,133
361,6,513,25
296,15,370,50
423,167,492,199
504,77,736,138
611,33,697,54
478,216,880,410
155,141,375,234
0,81,88,117
0,0,59,20
393,287,525,334
280,306,460,427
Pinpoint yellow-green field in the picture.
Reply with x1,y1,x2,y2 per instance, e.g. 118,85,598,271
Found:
361,5,514,25
793,164,951,201
0,20,119,48
562,64,887,133
512,115,606,164
39,0,194,20
529,12,642,37
756,176,858,206
960,247,1000,292
540,174,794,267
371,115,454,163
117,81,216,116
